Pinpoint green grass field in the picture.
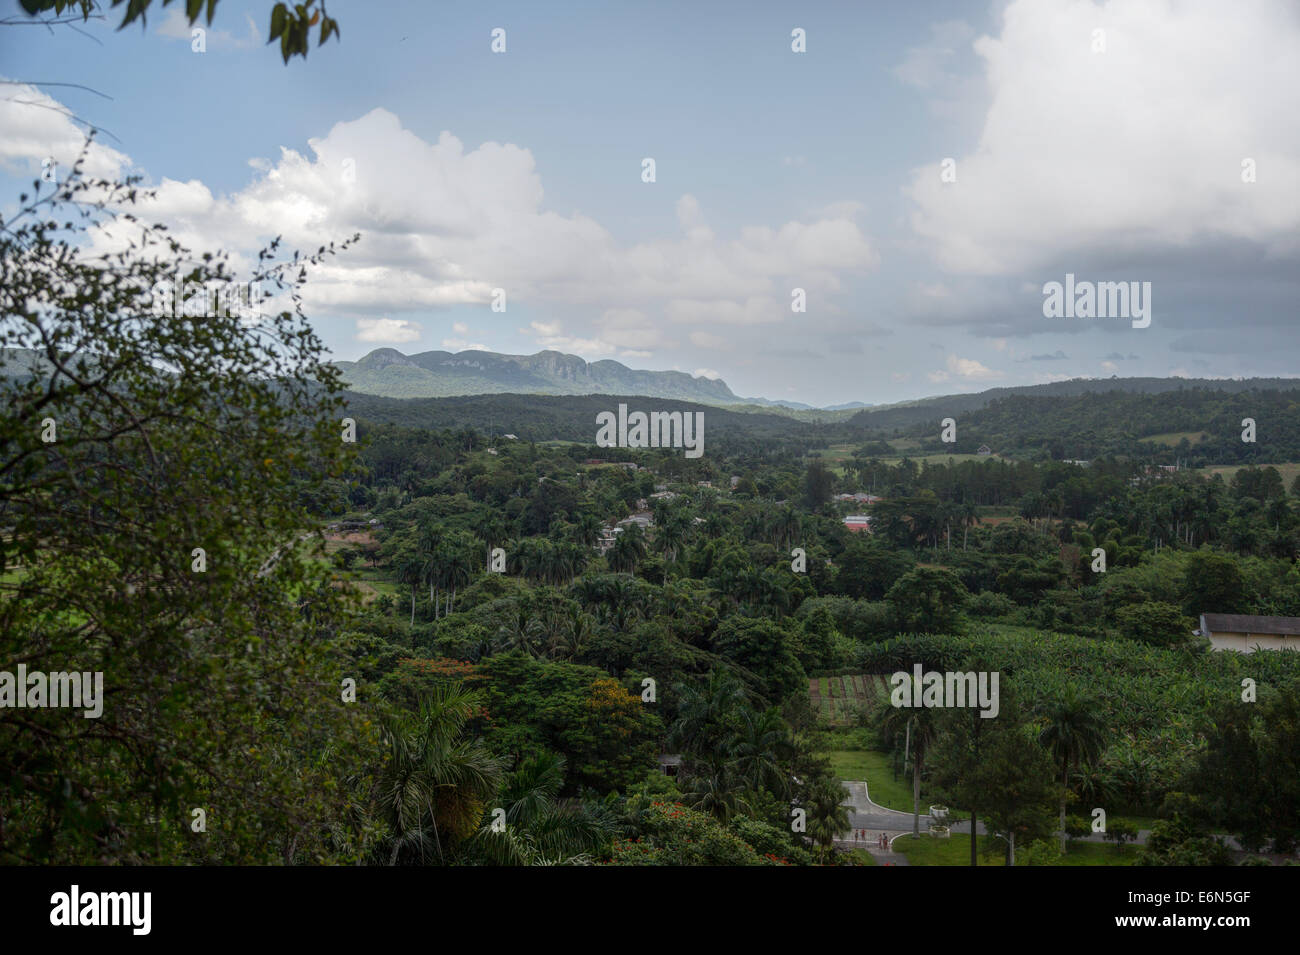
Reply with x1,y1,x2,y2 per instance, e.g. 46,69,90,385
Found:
812,444,994,474
816,729,938,813
1200,461,1300,489
894,833,1139,866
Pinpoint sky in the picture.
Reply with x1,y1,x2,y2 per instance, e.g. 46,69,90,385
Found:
2,0,1298,407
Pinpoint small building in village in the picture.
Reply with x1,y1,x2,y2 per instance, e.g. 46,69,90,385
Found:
842,515,872,533
1198,614,1300,653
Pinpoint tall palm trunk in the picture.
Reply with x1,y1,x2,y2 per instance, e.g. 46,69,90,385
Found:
1059,764,1069,854
915,753,925,836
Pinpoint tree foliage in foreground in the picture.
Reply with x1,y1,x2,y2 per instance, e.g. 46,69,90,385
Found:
19,0,341,65
0,146,372,863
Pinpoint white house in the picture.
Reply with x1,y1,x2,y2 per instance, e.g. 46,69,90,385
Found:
1199,614,1300,653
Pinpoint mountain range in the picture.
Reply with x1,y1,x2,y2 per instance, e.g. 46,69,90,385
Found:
332,348,752,404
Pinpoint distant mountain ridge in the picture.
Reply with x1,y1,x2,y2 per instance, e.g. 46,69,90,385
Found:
333,348,747,403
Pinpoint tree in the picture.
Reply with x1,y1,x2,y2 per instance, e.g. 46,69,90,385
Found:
710,617,807,704
19,0,341,65
469,751,615,865
1137,813,1232,866
878,679,940,838
609,523,647,573
802,460,834,510
0,152,372,863
669,668,748,756
834,539,914,600
1114,601,1194,647
977,724,1060,865
803,776,850,863
731,706,792,798
1103,818,1138,851
885,566,969,634
1184,677,1300,853
1179,550,1248,615
929,700,994,866
374,686,506,865
1036,686,1107,854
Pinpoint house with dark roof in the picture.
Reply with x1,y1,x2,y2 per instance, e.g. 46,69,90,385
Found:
1198,614,1300,653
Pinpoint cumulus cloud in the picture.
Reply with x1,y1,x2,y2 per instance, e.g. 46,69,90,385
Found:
0,83,130,182
356,318,422,344
38,105,876,360
905,0,1300,275
928,354,1004,383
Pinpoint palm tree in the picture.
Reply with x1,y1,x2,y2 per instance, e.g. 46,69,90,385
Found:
442,539,474,617
572,513,602,549
804,777,851,863
548,606,593,662
609,524,646,574
680,751,753,823
879,681,940,838
1036,686,1107,853
769,506,801,549
394,549,424,627
499,605,543,657
669,668,748,756
731,706,791,797
961,500,980,550
473,752,615,865
375,685,506,864
655,511,689,565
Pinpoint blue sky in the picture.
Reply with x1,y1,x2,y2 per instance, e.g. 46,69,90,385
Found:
3,0,1298,406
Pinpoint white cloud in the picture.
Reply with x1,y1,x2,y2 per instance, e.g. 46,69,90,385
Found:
906,0,1300,274
60,107,876,335
356,317,421,344
694,368,722,380
0,83,130,182
929,354,1004,383
11,94,880,391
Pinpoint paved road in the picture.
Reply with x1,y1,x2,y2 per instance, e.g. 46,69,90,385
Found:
834,779,1170,863
835,780,924,865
